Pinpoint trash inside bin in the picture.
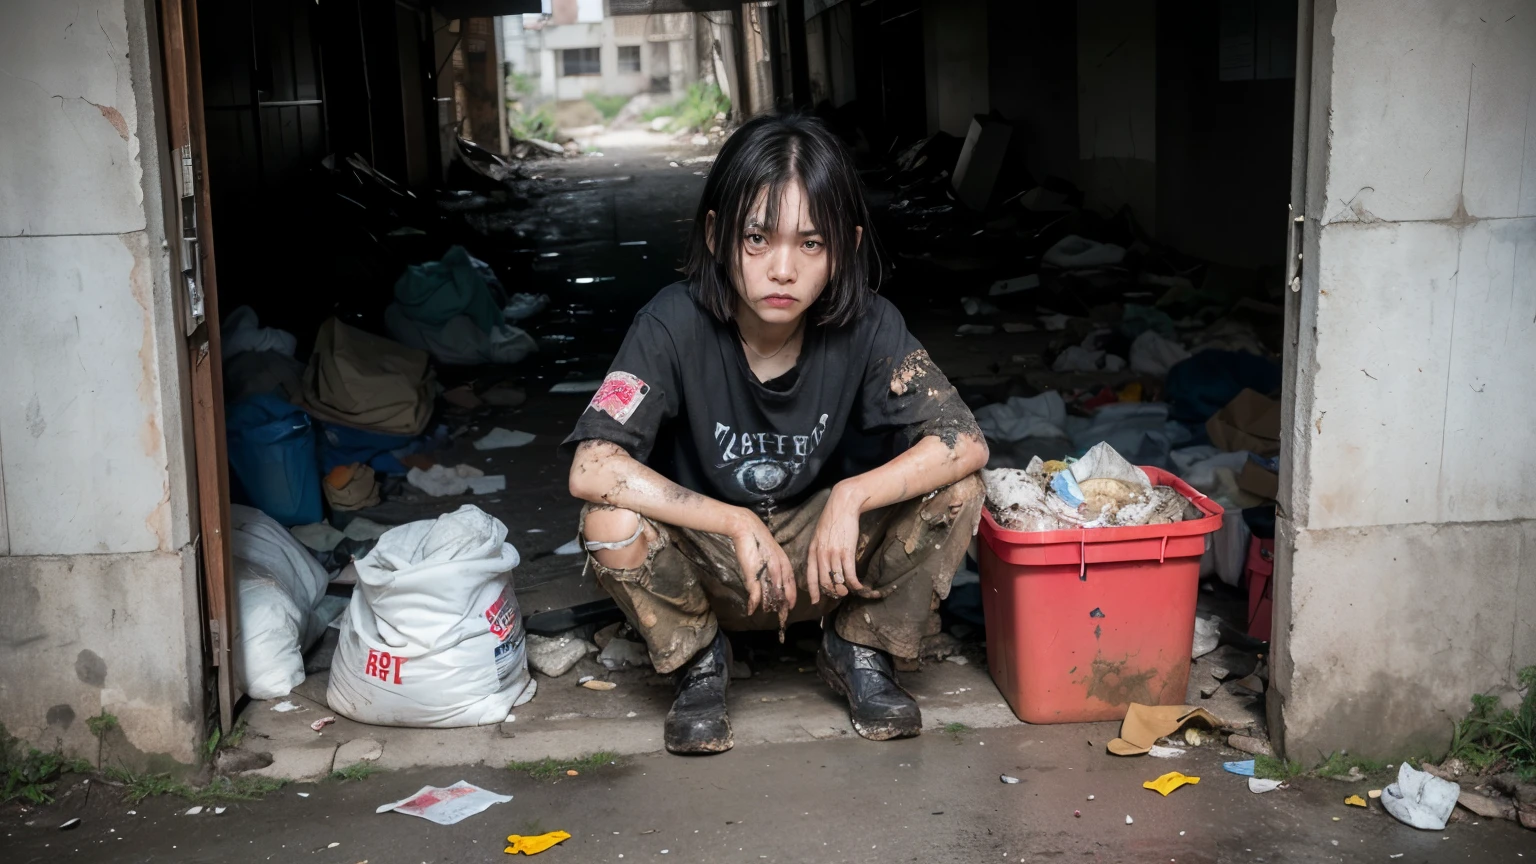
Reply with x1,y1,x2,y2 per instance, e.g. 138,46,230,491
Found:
226,393,323,527
978,467,1223,724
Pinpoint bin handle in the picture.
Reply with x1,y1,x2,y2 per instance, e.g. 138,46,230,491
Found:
1079,534,1087,581
1159,535,1167,563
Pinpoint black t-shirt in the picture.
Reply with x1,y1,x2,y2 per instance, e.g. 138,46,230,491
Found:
563,283,975,516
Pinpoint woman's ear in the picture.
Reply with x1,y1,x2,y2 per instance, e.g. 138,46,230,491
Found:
854,225,863,250
705,210,717,256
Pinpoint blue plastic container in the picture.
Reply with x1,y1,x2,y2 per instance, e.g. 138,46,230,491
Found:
226,394,323,526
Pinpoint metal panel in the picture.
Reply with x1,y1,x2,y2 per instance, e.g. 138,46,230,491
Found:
433,0,542,17
609,0,742,15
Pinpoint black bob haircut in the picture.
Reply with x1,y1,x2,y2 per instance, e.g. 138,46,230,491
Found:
683,113,880,328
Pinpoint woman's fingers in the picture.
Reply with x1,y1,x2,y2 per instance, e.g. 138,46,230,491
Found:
839,545,864,592
776,545,797,612
805,550,822,606
744,559,763,616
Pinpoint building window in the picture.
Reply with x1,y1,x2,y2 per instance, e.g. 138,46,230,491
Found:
618,45,642,73
561,47,601,76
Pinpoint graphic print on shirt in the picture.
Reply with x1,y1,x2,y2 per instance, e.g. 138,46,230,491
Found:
713,413,830,506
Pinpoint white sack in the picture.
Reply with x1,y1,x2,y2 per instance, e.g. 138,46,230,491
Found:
233,574,307,699
1381,763,1461,830
229,504,334,699
327,505,535,727
385,304,536,366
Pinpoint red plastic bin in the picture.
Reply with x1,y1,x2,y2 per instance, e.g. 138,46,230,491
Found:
977,467,1224,724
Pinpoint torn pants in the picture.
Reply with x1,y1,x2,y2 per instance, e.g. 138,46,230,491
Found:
578,473,984,674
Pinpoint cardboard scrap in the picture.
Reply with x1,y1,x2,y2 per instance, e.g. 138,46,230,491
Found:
1108,704,1223,756
1206,389,1280,457
1345,794,1368,808
1143,772,1200,796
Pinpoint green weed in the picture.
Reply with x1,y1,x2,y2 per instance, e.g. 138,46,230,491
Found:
641,82,730,132
86,710,119,770
507,751,620,781
329,762,379,783
1449,666,1536,775
509,105,558,143
1314,752,1391,779
1253,755,1306,781
940,722,973,743
2,747,69,805
585,92,631,122
105,766,287,804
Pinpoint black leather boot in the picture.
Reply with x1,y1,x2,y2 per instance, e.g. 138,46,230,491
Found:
664,629,733,755
817,624,922,741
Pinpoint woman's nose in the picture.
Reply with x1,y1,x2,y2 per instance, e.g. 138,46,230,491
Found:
767,243,796,284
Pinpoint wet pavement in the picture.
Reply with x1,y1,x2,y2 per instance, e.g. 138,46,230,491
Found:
6,723,1532,863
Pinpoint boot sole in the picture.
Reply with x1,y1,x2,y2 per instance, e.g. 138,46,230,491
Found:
816,651,923,742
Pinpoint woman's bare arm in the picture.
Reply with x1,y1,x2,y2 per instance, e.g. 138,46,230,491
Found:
568,439,797,622
805,431,988,602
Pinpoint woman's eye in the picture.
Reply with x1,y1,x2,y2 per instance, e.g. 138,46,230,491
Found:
802,239,821,250
746,233,766,246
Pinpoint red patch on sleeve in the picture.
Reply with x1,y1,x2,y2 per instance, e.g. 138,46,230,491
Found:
588,371,650,425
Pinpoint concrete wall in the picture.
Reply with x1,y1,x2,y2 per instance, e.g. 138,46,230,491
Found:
1077,0,1158,230
0,0,204,767
921,0,989,137
1275,0,1536,760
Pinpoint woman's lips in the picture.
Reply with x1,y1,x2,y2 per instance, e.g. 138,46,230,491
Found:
762,295,796,308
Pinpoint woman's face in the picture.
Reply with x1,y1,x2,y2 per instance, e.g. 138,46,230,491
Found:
723,180,831,326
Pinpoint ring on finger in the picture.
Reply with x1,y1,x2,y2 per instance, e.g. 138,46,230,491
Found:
831,571,845,584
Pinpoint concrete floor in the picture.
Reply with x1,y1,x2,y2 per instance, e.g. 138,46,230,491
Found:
6,724,1532,864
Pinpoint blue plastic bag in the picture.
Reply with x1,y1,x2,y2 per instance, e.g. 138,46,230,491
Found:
226,394,323,526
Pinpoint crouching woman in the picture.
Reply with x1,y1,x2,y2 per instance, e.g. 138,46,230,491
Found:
565,114,987,754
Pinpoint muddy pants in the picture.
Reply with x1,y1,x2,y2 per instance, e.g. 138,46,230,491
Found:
579,474,985,675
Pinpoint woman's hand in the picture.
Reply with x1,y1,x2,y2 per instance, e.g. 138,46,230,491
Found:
729,512,797,630
807,482,867,604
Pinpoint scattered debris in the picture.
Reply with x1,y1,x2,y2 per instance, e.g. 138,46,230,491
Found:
1147,745,1186,758
553,538,583,555
1000,775,1021,784
1345,795,1367,808
1248,778,1284,794
526,632,598,677
1381,764,1461,831
473,428,536,450
505,830,572,855
1125,815,1134,825
581,680,618,691
376,781,513,825
271,701,302,713
311,716,337,732
1108,705,1221,756
1226,734,1272,756
59,818,81,830
1143,772,1200,797
1223,760,1256,776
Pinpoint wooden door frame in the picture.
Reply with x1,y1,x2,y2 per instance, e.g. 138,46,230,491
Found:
158,0,240,733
